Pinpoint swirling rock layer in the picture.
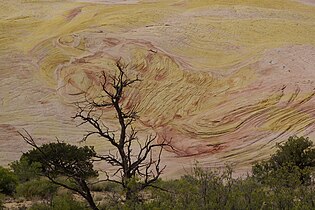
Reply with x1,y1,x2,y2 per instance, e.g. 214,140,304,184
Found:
1,0,315,177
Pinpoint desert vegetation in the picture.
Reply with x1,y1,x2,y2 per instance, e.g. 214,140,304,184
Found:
1,136,315,209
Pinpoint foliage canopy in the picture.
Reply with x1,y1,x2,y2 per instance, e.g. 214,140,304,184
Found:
22,141,98,180
0,166,17,195
252,136,315,187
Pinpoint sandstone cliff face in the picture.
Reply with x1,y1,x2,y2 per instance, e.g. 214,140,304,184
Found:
1,0,315,177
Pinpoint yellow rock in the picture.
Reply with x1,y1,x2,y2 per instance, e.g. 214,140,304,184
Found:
1,0,315,177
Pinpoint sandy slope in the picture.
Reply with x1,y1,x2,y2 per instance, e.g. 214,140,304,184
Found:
71,0,139,4
294,0,315,6
1,0,315,177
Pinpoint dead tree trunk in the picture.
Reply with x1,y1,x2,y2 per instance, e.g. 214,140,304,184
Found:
74,59,170,201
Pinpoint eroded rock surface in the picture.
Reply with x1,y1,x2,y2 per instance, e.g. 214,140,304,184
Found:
1,0,315,177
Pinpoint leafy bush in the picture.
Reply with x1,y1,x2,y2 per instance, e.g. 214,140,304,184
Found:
252,136,315,187
142,165,232,210
0,193,4,209
51,194,88,210
0,166,17,195
28,203,50,210
16,179,58,199
18,139,99,209
29,194,88,210
10,157,41,183
22,142,98,180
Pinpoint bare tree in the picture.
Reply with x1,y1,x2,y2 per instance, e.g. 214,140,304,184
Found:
73,60,170,201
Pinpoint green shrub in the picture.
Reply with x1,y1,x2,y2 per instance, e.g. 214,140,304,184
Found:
52,194,88,210
29,203,50,210
0,166,17,195
29,194,88,210
253,136,315,188
10,157,41,183
20,140,98,209
0,193,4,209
16,179,58,199
142,165,230,210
